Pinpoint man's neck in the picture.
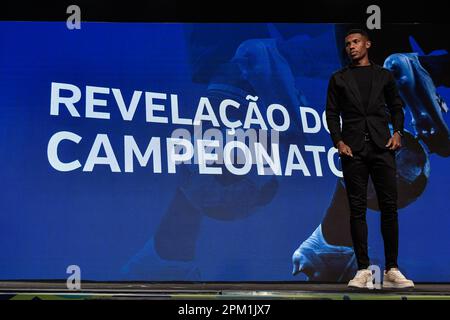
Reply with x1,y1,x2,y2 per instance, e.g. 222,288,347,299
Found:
351,57,371,67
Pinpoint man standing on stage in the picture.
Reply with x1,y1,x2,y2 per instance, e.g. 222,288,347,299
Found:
326,29,414,289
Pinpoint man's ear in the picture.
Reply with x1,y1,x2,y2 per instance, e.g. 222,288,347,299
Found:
366,41,372,48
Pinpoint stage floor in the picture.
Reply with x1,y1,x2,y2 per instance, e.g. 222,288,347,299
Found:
1,282,450,300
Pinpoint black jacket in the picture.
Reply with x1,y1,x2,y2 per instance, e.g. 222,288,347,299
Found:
325,62,405,152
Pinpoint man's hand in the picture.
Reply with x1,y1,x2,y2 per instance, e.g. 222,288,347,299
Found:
337,141,353,157
385,132,402,150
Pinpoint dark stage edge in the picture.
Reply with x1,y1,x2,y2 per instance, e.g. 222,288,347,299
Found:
1,282,450,300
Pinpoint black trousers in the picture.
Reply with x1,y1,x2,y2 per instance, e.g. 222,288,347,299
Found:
340,136,399,271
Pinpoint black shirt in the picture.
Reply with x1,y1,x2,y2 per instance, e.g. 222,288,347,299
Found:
350,64,373,134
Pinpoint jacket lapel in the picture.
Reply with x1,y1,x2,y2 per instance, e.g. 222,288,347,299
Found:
366,64,384,113
340,66,364,113
339,62,384,114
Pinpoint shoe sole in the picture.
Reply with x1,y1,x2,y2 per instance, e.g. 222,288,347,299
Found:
348,282,375,290
382,281,414,289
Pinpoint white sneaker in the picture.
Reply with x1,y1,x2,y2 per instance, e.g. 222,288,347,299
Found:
348,269,374,289
382,268,414,289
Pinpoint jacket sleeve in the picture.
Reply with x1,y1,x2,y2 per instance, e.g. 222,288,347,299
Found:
384,70,405,134
325,74,343,147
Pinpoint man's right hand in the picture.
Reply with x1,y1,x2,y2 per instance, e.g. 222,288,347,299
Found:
337,141,353,157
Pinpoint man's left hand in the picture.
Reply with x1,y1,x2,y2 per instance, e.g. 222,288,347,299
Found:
385,132,402,150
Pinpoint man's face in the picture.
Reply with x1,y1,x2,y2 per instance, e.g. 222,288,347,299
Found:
345,33,371,62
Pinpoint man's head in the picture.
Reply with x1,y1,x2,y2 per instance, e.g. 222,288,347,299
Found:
344,29,371,63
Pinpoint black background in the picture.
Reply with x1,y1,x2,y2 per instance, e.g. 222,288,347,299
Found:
2,0,450,23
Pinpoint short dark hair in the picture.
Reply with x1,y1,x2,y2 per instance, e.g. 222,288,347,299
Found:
345,28,370,40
